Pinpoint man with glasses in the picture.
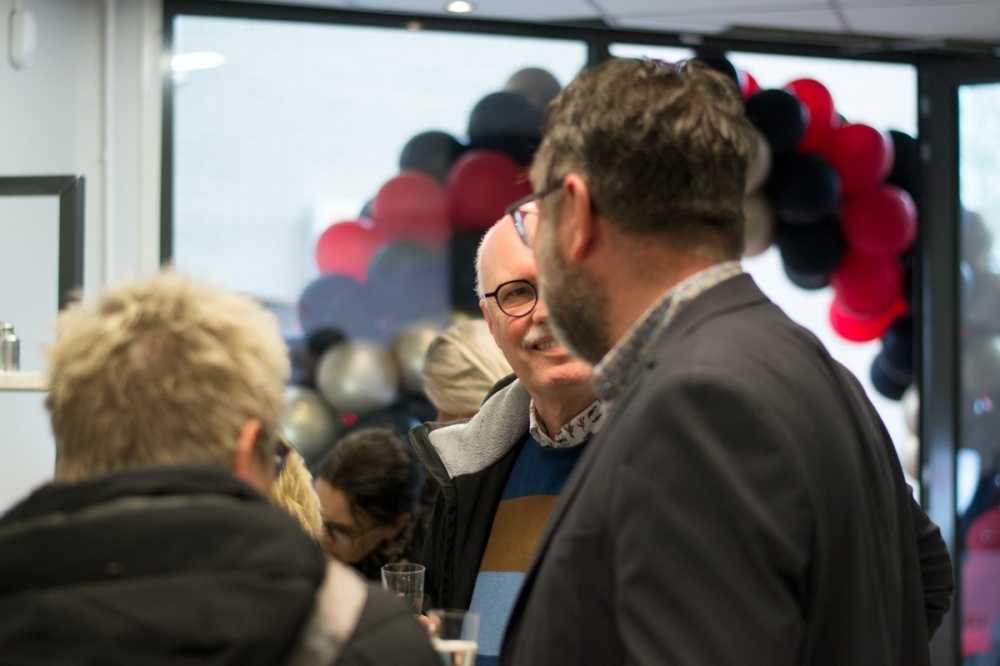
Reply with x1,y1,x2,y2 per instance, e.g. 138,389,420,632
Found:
0,270,439,666
499,58,953,666
411,211,603,666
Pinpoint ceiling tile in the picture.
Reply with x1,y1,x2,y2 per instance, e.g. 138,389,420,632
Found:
841,3,1000,40
593,0,828,12
612,8,845,35
347,0,602,21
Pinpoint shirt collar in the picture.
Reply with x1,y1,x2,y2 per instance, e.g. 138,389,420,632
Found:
529,399,605,448
593,261,744,406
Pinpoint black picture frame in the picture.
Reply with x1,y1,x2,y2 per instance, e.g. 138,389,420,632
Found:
0,175,85,310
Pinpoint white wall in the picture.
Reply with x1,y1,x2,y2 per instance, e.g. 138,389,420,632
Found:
0,0,162,511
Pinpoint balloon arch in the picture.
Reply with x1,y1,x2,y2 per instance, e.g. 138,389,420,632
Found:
282,61,919,463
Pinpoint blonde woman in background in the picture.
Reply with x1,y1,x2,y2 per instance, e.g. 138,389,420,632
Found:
271,437,323,538
421,318,512,422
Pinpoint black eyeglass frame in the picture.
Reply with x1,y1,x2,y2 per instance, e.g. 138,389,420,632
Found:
482,279,539,318
504,182,562,247
273,438,291,479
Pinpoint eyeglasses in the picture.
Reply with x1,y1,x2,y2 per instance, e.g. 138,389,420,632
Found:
322,519,378,548
505,182,562,247
482,279,538,318
273,438,291,479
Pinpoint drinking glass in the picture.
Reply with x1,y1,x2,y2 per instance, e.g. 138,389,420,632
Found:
426,608,480,666
380,562,426,614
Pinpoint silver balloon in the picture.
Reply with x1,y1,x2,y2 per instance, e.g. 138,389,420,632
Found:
281,385,342,465
392,322,443,395
316,340,401,416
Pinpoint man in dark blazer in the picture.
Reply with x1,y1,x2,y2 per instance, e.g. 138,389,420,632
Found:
499,58,954,666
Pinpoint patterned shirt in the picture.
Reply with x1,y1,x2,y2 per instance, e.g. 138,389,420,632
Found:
593,261,744,407
528,399,604,448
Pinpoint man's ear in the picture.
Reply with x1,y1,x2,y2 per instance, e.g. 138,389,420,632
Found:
562,173,597,262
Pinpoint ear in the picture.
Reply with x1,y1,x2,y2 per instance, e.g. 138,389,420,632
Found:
232,417,263,478
480,301,499,341
561,173,598,262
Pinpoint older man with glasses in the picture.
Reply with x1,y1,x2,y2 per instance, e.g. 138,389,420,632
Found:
410,208,603,666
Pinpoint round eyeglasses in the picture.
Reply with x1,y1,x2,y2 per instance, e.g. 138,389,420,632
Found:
482,279,538,318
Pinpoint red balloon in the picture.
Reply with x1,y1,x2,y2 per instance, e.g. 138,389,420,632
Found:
370,170,450,249
446,150,533,232
315,219,389,282
831,251,904,319
740,70,761,101
819,123,894,196
785,79,838,152
829,297,907,342
840,185,917,257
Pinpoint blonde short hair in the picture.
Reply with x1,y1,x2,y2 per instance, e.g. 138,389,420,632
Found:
46,270,289,481
272,444,323,537
421,319,512,418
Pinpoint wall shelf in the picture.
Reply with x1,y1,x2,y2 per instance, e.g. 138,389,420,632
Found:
0,372,48,391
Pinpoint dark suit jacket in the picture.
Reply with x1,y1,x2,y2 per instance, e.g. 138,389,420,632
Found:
500,274,952,666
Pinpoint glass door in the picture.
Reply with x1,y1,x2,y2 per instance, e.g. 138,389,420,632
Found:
921,59,1000,666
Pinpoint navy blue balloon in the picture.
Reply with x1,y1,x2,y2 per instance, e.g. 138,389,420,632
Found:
745,89,806,155
367,241,450,334
765,153,841,225
298,274,386,344
450,229,485,314
400,130,467,184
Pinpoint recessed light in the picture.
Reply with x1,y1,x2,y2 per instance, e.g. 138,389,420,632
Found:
445,1,475,14
171,51,225,72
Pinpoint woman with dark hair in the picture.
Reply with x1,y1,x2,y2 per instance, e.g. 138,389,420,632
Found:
314,427,425,580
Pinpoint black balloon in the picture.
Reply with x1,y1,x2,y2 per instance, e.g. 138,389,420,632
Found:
886,129,918,197
765,152,841,224
468,91,543,164
285,329,312,387
776,217,845,290
367,241,450,335
693,54,740,90
744,89,806,155
870,349,913,400
450,229,485,314
881,314,914,375
399,130,467,184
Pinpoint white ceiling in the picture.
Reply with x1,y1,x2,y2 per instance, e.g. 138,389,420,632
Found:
224,0,1000,48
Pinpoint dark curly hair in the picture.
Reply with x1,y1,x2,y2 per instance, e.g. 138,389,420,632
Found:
315,427,422,526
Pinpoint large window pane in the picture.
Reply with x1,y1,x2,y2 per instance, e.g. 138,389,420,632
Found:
172,15,586,321
958,80,1000,665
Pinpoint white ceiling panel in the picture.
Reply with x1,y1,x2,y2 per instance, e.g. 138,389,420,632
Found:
613,8,846,36
592,0,829,12
214,0,1000,44
841,3,1000,41
347,0,603,21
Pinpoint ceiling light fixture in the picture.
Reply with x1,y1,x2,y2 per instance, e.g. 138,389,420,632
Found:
444,1,475,14
172,51,225,72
